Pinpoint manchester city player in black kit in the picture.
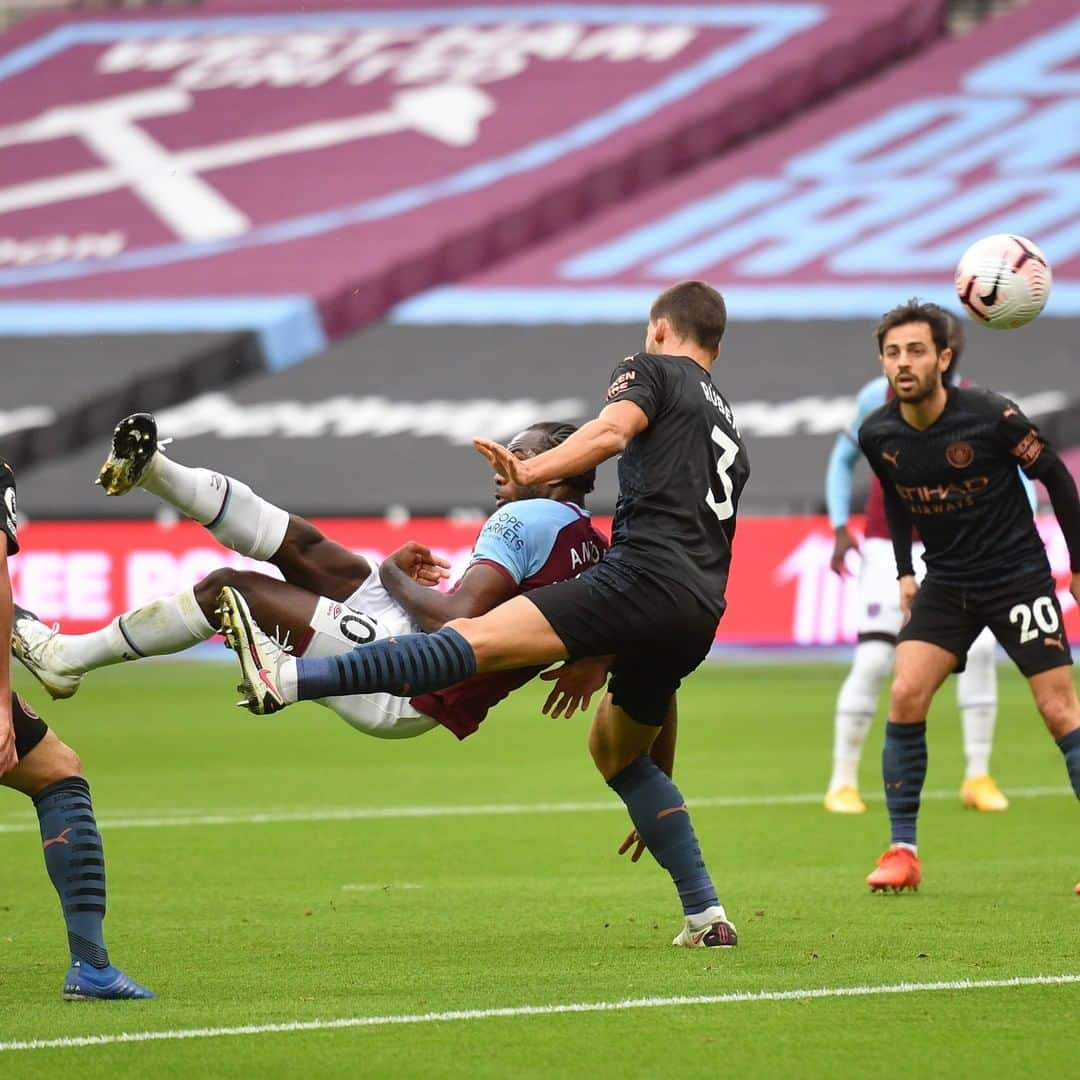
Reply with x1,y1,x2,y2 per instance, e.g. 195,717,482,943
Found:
221,280,751,948
858,300,1080,894
0,462,152,999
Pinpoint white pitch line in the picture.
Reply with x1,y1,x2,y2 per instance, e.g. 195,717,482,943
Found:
1,975,1077,1053
0,786,1070,834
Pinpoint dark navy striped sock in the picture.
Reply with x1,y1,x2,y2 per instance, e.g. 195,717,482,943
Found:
608,756,719,916
295,626,477,700
33,777,109,969
1057,727,1080,798
883,721,927,847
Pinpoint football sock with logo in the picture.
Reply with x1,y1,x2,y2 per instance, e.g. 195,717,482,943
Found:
1057,728,1080,798
294,627,477,700
51,588,215,672
882,721,927,847
607,756,718,916
34,777,110,969
141,455,289,561
828,640,892,790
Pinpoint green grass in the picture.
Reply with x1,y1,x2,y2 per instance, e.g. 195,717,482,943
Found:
1,661,1077,1077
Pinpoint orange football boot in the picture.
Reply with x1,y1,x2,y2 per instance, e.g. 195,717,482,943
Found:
866,847,922,893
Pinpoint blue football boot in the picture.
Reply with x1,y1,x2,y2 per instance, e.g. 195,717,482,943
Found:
63,960,155,1001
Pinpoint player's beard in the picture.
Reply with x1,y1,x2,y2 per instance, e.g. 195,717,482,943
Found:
891,370,940,404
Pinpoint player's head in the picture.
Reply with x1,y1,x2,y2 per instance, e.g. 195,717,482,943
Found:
875,298,953,404
493,422,596,508
922,303,965,383
646,280,727,359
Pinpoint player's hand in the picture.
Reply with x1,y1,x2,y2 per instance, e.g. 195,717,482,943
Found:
386,543,450,587
829,526,859,577
473,438,534,486
617,829,647,863
540,657,610,718
898,574,918,615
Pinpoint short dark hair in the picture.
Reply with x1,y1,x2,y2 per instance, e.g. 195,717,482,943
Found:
650,280,727,351
875,298,951,356
528,421,595,496
922,303,965,381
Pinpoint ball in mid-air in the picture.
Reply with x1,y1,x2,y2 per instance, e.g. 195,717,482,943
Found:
954,233,1052,329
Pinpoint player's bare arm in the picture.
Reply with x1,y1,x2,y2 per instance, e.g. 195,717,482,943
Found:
379,557,515,634
474,400,648,486
830,526,860,577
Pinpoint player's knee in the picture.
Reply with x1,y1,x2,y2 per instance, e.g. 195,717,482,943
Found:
1033,687,1079,740
49,739,82,781
194,567,255,622
889,672,931,722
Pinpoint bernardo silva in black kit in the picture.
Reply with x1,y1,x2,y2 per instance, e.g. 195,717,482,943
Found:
857,300,1080,894
221,280,751,948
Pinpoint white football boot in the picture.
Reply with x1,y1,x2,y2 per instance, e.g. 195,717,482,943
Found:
672,905,738,949
216,586,289,715
11,605,82,700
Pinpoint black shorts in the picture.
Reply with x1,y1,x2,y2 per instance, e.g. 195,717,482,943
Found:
10,692,48,767
900,573,1072,678
527,559,719,727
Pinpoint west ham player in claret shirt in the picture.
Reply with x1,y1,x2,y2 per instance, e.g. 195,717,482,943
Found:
14,420,605,743
857,300,1080,895
223,280,751,949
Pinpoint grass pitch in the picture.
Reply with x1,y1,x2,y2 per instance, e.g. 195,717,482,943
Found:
1,660,1077,1077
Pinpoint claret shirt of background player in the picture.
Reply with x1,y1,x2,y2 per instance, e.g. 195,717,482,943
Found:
411,498,607,739
858,386,1056,587
603,352,749,617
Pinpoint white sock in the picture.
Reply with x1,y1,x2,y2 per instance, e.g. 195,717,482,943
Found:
51,588,215,673
957,630,997,780
828,639,894,792
891,842,918,855
277,657,299,703
141,453,289,561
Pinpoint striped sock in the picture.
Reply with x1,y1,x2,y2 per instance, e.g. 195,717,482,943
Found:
608,756,719,916
1057,727,1080,798
882,721,927,847
295,626,477,700
34,777,109,969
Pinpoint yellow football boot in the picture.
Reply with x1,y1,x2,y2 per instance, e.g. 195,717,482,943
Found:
824,785,866,815
961,775,1009,812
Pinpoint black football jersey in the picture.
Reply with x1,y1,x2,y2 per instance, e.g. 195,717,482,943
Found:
603,352,750,616
0,460,17,556
858,386,1054,586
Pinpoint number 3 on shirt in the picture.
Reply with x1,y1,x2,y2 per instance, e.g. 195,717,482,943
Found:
705,425,740,523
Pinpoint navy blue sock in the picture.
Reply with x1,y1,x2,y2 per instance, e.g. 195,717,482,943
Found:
295,626,477,700
608,756,718,916
1057,727,1080,798
33,777,109,969
882,721,927,847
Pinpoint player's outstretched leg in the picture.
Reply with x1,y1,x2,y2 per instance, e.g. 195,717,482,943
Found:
12,589,216,700
957,628,1007,812
2,716,153,1001
825,639,894,814
95,412,289,563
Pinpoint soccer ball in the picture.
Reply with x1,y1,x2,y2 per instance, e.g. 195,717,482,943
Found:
954,233,1052,329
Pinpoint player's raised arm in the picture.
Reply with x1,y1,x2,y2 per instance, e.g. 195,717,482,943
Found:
474,402,647,487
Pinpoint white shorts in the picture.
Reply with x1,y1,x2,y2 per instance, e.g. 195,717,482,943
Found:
303,567,438,739
856,537,927,639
